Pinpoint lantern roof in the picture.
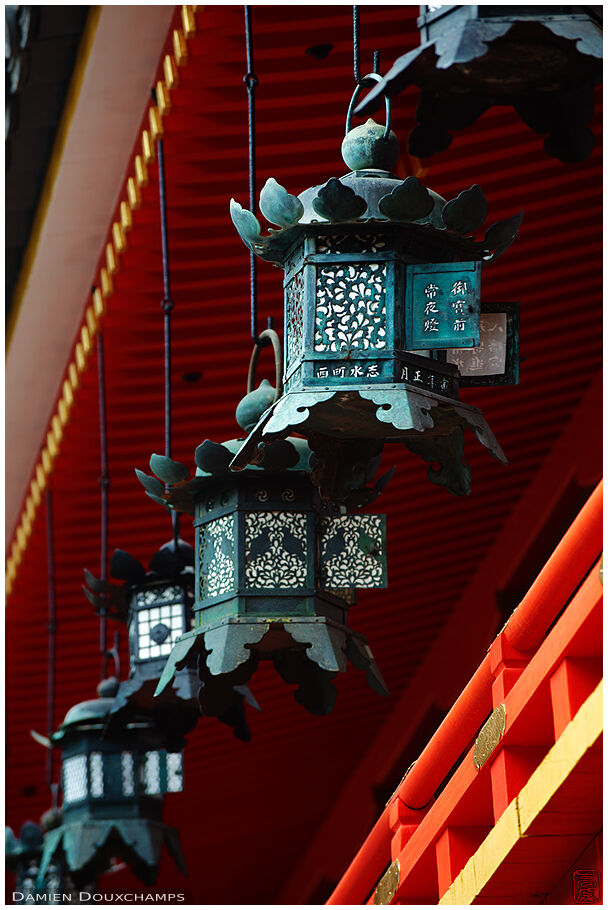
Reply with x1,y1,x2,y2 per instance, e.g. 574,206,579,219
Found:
137,383,393,513
54,677,122,737
230,117,522,268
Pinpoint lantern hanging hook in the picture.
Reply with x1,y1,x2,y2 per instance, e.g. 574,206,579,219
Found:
345,72,391,140
102,630,121,683
246,328,283,401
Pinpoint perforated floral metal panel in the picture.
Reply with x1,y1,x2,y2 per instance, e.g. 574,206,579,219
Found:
285,270,305,373
319,515,387,587
315,263,387,352
199,514,236,599
63,755,87,804
244,511,308,589
316,233,388,255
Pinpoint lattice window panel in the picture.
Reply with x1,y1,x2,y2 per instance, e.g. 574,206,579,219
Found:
121,751,135,796
63,755,87,804
89,752,104,797
136,595,184,660
166,753,183,793
143,751,161,795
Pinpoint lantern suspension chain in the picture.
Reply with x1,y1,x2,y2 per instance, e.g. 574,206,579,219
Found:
353,7,381,84
95,324,112,680
45,488,57,793
243,6,271,346
353,5,361,85
152,86,180,546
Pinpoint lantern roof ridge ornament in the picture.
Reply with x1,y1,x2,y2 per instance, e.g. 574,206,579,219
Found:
230,110,522,266
136,383,392,512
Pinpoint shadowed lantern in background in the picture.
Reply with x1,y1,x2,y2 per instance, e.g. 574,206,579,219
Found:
356,5,602,162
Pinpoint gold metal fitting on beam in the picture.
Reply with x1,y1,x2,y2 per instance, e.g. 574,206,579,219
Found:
40,451,51,479
164,54,178,90
156,80,171,116
81,325,91,355
113,221,126,253
135,154,148,188
11,541,22,569
100,268,113,298
17,525,27,552
106,243,117,276
46,431,58,458
182,5,196,37
374,860,400,905
52,415,63,444
173,28,188,65
474,703,507,770
31,479,41,507
149,107,163,142
127,176,141,209
57,399,69,427
142,129,155,165
120,200,132,233
93,288,105,319
63,379,74,410
75,344,86,373
86,306,97,339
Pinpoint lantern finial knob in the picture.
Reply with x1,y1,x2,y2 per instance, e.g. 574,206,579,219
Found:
236,379,276,433
341,118,400,172
97,676,119,698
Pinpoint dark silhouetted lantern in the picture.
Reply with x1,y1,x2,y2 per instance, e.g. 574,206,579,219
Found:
137,373,391,717
6,818,80,902
356,6,602,162
37,678,187,889
229,108,522,499
82,539,256,742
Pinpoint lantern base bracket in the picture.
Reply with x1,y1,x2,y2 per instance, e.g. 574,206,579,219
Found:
156,615,388,716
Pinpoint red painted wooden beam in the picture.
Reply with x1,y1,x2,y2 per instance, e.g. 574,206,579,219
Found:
327,480,603,906
505,479,603,651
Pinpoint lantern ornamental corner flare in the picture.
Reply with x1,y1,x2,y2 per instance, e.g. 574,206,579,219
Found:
228,94,523,501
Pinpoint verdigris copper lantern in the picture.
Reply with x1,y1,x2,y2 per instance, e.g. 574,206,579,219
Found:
136,355,390,717
37,678,187,888
82,540,255,741
229,94,522,499
357,6,602,162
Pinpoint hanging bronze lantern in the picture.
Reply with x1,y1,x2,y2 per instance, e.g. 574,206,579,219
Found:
356,6,602,162
82,540,256,742
229,90,522,500
136,344,391,717
36,678,187,889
